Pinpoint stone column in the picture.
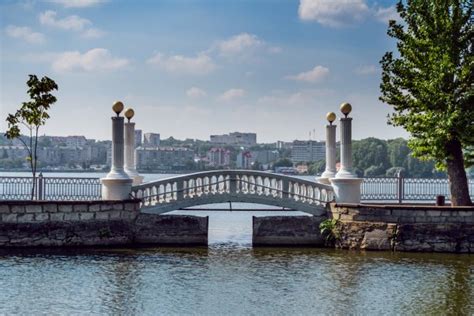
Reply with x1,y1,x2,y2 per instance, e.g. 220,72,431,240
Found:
101,101,133,200
318,112,337,184
330,103,363,203
124,108,144,185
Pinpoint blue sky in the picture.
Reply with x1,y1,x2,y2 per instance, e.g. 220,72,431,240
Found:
0,0,408,142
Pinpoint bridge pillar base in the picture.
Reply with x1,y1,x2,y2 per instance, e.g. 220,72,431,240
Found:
101,178,133,200
330,178,363,204
317,177,331,185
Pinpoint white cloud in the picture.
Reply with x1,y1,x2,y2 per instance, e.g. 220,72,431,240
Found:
268,46,282,54
186,87,207,98
52,48,129,72
298,0,399,27
217,33,263,55
5,25,45,44
355,65,378,75
81,28,105,38
287,65,330,83
218,89,246,102
39,10,91,31
48,0,105,8
39,10,104,38
257,89,334,108
147,53,216,75
374,6,401,23
298,0,370,27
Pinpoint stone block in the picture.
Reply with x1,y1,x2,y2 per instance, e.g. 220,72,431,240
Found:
58,205,73,213
361,229,392,250
50,213,64,221
458,211,473,217
11,205,25,214
124,202,137,211
426,210,442,217
415,217,430,223
339,214,354,221
80,212,95,220
398,216,415,223
89,204,100,212
2,213,17,223
121,211,137,220
17,214,35,223
441,211,455,216
64,212,80,221
108,210,122,220
0,205,10,214
392,209,407,217
34,213,49,221
25,205,43,213
43,203,57,213
73,204,88,212
95,211,109,220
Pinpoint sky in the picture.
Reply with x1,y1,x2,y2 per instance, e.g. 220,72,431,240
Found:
0,0,409,143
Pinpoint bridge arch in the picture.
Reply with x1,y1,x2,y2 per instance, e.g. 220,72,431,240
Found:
131,170,334,216
132,170,334,214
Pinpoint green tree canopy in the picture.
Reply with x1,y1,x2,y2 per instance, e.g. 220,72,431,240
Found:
380,0,473,205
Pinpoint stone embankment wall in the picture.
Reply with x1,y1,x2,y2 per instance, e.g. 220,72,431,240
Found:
253,215,326,246
330,204,474,253
0,200,207,247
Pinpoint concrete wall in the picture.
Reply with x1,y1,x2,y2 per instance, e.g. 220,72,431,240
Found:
0,201,207,247
253,215,326,246
330,203,474,253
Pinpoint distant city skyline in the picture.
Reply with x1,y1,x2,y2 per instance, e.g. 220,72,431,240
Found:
1,0,408,142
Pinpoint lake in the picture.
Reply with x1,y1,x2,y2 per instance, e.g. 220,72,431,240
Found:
0,171,472,314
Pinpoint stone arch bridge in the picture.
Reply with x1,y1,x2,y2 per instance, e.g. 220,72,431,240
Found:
131,170,334,216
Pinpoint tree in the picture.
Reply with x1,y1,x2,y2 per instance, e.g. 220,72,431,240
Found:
380,0,473,205
5,75,58,199
273,158,293,168
353,138,390,173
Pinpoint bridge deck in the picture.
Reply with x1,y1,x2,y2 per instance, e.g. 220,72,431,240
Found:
131,170,334,216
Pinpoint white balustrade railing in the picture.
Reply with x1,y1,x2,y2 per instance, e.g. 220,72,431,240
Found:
131,170,334,210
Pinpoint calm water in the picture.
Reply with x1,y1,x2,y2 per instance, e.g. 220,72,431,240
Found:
0,172,473,315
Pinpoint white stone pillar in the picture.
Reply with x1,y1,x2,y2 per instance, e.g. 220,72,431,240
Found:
330,103,363,203
124,108,143,185
318,112,337,184
101,101,133,200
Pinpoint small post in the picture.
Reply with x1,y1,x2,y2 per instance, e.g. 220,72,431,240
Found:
397,170,403,204
38,172,44,200
101,101,133,200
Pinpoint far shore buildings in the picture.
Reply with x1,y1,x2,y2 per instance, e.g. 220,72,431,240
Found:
207,147,231,167
210,132,257,147
291,140,325,163
135,147,194,170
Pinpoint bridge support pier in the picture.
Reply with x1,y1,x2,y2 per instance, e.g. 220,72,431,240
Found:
101,101,133,200
330,103,362,203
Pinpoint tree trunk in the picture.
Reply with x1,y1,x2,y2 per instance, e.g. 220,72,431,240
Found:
446,138,472,206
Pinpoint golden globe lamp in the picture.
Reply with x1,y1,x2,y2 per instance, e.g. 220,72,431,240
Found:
340,102,352,118
112,101,124,116
124,108,135,122
326,112,336,125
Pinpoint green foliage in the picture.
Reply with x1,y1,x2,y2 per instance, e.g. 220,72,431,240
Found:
353,138,390,176
380,0,473,170
273,158,293,168
4,75,58,199
319,218,340,244
308,159,326,175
